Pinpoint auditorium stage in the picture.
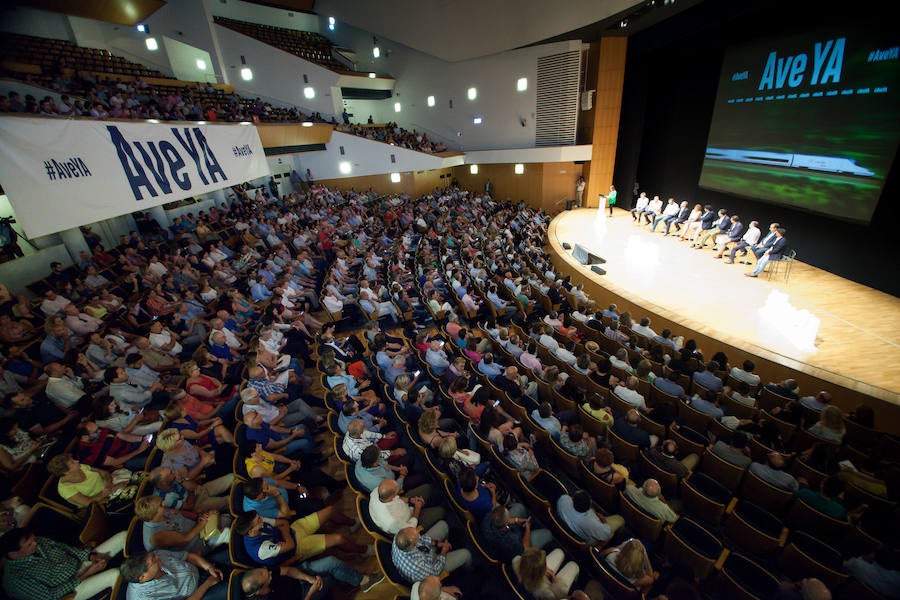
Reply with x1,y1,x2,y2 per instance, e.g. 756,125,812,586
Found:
548,208,900,405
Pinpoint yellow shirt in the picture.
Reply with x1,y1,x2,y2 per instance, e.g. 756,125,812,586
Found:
58,464,105,507
245,452,277,477
582,403,614,428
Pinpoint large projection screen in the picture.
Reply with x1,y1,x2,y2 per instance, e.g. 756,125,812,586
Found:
698,25,900,223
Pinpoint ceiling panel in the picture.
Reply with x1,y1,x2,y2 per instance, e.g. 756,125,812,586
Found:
316,0,645,62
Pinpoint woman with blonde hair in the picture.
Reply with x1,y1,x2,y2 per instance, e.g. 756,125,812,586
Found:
807,404,846,443
417,407,459,450
602,538,658,594
513,546,580,599
134,495,228,557
156,427,231,481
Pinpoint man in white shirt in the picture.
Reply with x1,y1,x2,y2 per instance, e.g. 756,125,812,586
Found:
425,340,450,375
208,318,245,351
631,317,657,340
651,198,679,232
240,388,286,425
614,376,649,412
642,195,664,225
369,479,446,536
40,290,72,316
538,326,561,352
149,321,183,357
609,349,633,375
44,362,90,414
146,255,168,279
630,192,649,222
726,220,762,264
729,360,761,387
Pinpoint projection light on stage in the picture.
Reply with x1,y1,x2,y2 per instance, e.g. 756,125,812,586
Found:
369,72,376,78
145,37,158,51
757,290,820,354
427,95,436,107
514,164,524,174
240,67,253,81
303,86,315,99
196,59,206,71
517,77,528,92
390,172,401,183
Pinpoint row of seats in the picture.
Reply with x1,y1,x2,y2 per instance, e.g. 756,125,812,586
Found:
213,17,344,71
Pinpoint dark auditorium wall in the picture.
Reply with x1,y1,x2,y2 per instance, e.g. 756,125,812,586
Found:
613,0,899,296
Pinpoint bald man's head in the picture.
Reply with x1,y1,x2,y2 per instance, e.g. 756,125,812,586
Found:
643,478,661,498
417,576,444,600
799,578,831,600
377,479,399,503
626,409,641,426
347,419,365,438
768,452,786,470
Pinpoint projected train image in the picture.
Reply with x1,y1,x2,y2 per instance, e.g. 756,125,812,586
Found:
705,147,875,177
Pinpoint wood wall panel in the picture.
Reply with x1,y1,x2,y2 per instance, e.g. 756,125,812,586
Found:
315,162,581,214
256,124,333,148
316,173,416,197
585,36,627,208
450,163,545,207
413,169,453,197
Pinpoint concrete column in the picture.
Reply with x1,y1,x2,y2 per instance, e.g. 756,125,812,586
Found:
59,227,90,265
148,205,171,239
209,188,228,209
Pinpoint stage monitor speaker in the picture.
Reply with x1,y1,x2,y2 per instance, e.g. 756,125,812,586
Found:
562,243,572,250
572,243,590,265
591,265,606,275
573,243,606,265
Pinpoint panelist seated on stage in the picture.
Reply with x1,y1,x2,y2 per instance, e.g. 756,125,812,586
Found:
630,192,649,221
746,228,788,277
725,220,761,264
714,216,744,258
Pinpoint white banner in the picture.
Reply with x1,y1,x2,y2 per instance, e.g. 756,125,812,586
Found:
0,117,270,238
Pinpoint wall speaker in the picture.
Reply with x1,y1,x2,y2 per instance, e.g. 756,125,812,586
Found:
591,266,606,275
562,243,572,250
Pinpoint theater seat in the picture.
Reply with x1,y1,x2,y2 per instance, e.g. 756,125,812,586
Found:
663,517,728,581
715,552,781,600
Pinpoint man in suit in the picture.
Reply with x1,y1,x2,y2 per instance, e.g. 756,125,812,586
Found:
694,209,729,249
714,215,744,258
747,228,788,277
726,220,761,264
745,222,780,263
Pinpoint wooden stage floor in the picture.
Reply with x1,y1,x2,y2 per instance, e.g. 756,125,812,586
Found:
549,208,900,404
